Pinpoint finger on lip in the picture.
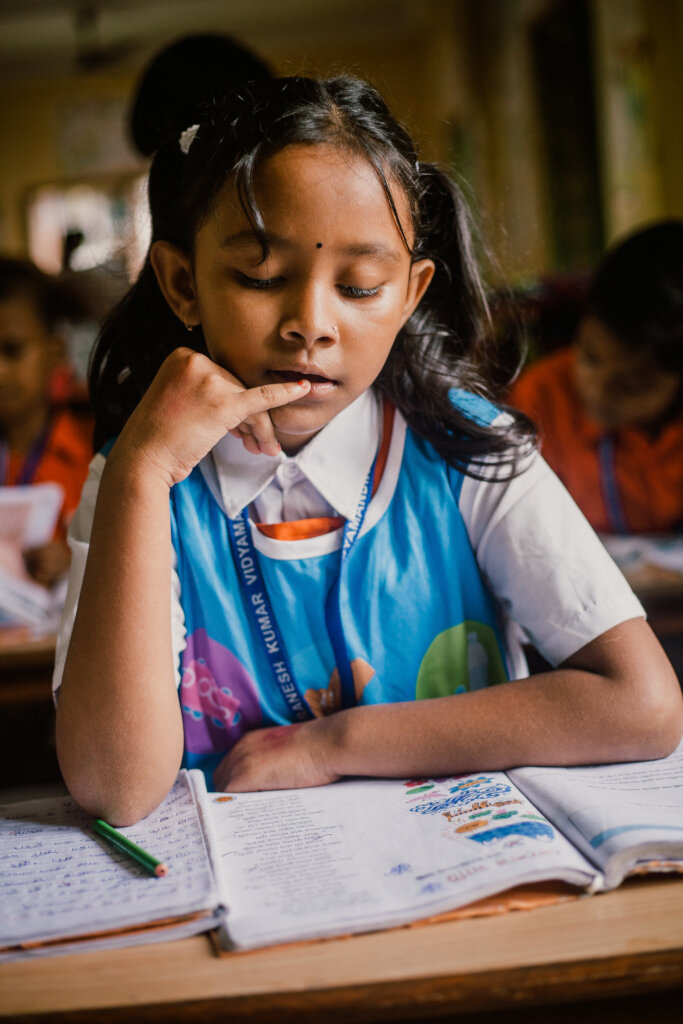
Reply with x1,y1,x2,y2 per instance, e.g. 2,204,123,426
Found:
269,368,335,384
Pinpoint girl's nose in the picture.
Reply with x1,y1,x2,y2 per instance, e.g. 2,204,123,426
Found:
279,284,338,349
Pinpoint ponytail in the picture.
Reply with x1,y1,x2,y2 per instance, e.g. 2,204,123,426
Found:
379,163,533,476
89,124,209,449
88,260,205,450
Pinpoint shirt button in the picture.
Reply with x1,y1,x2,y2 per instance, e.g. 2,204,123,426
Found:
275,462,300,487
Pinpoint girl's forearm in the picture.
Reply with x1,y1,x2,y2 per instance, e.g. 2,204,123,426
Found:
219,619,682,794
56,451,184,825
328,620,683,779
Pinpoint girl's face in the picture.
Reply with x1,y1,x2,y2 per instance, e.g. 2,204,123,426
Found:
0,296,59,432
175,143,433,452
574,315,680,432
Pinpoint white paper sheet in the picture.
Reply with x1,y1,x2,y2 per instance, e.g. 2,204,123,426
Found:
0,483,63,550
0,483,65,627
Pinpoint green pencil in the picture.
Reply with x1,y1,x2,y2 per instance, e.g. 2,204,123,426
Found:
92,818,169,877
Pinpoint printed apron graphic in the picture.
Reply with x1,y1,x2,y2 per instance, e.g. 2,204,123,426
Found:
180,628,262,753
305,658,375,717
415,621,506,699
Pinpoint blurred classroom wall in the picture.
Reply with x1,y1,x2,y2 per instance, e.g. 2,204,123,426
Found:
0,0,681,290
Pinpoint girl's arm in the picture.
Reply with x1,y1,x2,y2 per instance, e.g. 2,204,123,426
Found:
215,616,683,792
56,349,309,825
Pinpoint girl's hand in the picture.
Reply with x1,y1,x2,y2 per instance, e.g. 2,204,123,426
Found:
213,720,341,793
112,348,310,487
24,539,71,588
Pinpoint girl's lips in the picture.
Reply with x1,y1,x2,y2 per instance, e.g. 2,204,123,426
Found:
268,369,338,397
269,369,336,384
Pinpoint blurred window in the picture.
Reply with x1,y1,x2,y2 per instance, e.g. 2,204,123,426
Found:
26,174,149,283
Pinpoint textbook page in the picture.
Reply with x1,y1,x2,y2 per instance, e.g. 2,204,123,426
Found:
210,771,598,951
509,741,683,889
0,770,223,960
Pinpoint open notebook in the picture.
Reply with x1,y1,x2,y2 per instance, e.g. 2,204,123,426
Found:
2,741,683,959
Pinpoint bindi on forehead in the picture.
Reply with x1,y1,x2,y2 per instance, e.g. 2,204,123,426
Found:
316,242,323,248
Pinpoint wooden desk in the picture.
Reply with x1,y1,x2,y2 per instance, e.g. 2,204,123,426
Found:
1,877,683,1023
0,632,56,706
0,633,61,790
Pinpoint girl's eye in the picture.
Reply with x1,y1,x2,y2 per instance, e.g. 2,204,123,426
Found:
576,348,599,368
0,340,27,361
235,272,283,290
339,284,381,298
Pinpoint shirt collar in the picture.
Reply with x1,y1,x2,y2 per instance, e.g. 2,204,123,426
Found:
210,389,381,519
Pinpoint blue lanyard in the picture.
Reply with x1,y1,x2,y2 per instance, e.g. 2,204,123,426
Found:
598,434,629,534
226,454,377,718
0,423,51,486
324,453,377,708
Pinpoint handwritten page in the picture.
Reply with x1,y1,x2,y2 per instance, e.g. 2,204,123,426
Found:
210,772,597,950
0,771,222,958
509,741,683,888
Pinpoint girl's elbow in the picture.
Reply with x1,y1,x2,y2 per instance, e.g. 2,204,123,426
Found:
650,696,683,759
63,773,178,826
57,735,183,826
629,673,683,761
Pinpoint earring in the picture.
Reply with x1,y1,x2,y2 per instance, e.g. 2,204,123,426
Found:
184,318,194,333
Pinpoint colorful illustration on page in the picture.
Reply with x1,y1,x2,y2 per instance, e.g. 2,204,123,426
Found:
403,775,555,846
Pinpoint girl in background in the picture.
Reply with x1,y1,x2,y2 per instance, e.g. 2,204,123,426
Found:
53,76,681,825
510,221,683,535
0,257,93,587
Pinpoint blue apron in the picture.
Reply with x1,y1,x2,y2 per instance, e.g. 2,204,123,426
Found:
170,394,509,786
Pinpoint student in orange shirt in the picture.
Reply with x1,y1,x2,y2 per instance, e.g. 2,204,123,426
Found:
0,257,93,586
510,221,683,535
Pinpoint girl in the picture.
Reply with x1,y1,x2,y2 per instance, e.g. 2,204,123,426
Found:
54,76,682,826
0,257,93,587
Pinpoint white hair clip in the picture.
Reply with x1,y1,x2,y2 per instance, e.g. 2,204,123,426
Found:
179,123,200,155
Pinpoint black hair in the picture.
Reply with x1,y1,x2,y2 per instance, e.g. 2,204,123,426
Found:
0,255,83,332
585,219,683,375
129,33,272,157
91,74,534,471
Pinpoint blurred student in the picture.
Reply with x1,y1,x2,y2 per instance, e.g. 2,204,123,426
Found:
510,221,683,535
0,257,93,586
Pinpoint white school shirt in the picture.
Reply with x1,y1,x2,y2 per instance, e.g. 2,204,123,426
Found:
53,389,643,693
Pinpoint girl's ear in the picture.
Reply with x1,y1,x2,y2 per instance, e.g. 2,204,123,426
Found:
149,240,200,328
400,258,435,327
